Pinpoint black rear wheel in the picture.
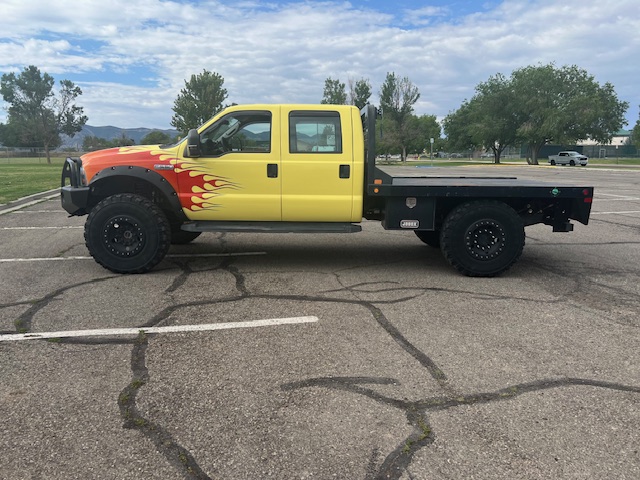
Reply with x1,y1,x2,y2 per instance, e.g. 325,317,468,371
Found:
440,201,525,277
85,194,170,273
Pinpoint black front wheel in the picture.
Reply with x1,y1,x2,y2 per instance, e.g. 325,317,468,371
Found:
85,194,171,274
440,201,525,277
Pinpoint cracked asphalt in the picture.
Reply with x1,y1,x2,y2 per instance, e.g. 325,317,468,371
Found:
1,166,639,479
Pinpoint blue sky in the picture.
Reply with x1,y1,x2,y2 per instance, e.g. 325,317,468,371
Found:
0,0,638,130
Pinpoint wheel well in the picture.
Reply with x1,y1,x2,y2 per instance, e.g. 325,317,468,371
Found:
87,174,185,225
433,198,532,230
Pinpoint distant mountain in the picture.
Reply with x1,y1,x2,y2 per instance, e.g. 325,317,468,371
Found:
241,130,271,142
62,125,180,148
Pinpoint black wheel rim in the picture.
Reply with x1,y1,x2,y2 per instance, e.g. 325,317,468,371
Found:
465,220,505,260
102,215,145,257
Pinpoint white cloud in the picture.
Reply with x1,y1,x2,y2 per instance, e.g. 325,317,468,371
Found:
0,39,103,74
76,82,177,128
0,0,638,128
402,6,449,27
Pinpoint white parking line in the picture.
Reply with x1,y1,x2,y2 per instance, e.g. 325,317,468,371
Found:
11,210,61,213
594,198,640,202
0,256,93,263
597,193,640,199
591,211,640,215
0,252,267,263
0,316,319,342
2,226,83,230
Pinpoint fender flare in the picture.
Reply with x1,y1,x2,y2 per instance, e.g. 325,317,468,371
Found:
89,165,188,223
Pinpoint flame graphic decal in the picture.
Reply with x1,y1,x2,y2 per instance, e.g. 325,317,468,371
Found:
117,146,240,213
170,158,240,212
118,146,177,163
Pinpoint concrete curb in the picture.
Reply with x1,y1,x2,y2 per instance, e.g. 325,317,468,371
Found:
0,189,59,215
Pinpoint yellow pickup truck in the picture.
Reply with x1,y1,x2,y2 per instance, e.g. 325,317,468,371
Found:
61,104,594,277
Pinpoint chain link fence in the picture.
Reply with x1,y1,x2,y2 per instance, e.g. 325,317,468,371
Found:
1,147,47,160
581,144,638,159
0,147,84,163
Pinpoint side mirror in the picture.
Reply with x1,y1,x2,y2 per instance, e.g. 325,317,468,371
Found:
186,129,201,157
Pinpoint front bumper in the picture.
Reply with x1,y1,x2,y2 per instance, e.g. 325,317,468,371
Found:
61,185,90,215
61,157,89,215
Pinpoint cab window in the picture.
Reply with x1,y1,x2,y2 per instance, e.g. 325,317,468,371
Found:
289,111,342,153
201,111,271,156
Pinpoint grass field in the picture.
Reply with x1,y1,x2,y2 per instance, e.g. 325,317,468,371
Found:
1,156,639,205
0,157,66,205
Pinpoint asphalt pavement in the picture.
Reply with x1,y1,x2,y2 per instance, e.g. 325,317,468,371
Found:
1,166,639,479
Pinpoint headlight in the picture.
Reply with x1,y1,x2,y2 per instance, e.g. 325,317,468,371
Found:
79,166,88,186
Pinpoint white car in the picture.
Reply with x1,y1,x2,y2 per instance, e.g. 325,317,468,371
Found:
548,151,588,166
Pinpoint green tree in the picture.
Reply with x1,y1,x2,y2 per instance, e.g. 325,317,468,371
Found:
0,121,33,147
444,64,629,165
511,64,628,164
141,130,173,145
321,77,347,104
0,65,87,163
171,70,228,136
114,132,134,147
376,114,440,159
375,115,399,157
442,101,478,156
443,73,519,163
379,72,421,161
347,77,372,110
82,135,112,151
406,114,441,157
631,108,640,149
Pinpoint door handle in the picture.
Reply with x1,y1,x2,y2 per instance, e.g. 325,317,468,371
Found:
267,163,278,178
339,164,350,179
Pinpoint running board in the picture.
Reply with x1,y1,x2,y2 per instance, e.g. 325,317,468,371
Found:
182,221,362,234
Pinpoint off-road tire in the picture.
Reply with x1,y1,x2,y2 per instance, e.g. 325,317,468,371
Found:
85,194,170,274
440,201,525,277
415,230,441,248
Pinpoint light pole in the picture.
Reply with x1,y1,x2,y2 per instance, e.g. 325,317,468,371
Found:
430,137,434,166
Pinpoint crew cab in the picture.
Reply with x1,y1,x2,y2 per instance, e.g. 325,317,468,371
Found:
61,104,594,277
548,151,589,166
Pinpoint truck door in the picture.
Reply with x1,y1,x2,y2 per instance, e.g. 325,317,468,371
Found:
280,108,354,221
175,109,281,221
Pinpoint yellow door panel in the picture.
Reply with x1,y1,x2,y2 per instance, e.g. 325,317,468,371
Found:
281,107,355,222
175,108,281,221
